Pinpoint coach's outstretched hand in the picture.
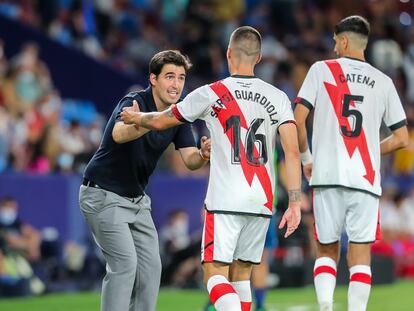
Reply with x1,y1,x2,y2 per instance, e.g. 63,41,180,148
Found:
278,202,301,238
121,100,141,127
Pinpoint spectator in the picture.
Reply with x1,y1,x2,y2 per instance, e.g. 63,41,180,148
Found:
0,196,45,296
159,209,201,287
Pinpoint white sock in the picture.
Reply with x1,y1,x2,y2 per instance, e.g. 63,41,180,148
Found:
232,281,252,311
348,265,371,311
207,275,241,311
314,257,337,311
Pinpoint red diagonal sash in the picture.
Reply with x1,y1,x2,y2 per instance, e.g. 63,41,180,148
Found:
209,81,273,211
323,60,375,185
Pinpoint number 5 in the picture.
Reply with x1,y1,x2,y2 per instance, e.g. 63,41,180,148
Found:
341,94,364,138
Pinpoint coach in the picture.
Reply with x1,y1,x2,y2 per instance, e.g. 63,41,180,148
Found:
79,50,211,311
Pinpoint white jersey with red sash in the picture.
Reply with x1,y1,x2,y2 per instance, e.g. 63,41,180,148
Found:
296,57,407,196
173,75,294,217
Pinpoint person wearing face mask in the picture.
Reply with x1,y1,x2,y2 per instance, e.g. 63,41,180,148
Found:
0,196,47,297
79,50,211,311
0,197,41,262
159,209,200,287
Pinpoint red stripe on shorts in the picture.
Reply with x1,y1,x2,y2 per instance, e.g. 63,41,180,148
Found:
311,188,318,241
204,211,214,262
314,265,337,278
375,208,382,240
209,283,236,305
241,301,252,311
350,273,372,284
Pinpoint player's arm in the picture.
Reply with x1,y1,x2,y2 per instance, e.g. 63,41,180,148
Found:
121,105,182,130
381,82,409,155
112,100,150,143
380,126,409,155
278,122,302,238
294,103,312,181
178,136,211,170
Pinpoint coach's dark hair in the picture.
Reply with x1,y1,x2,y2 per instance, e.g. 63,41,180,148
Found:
334,15,370,37
229,26,262,54
149,50,192,76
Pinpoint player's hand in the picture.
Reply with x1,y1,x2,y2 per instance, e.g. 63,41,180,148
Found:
278,203,301,238
121,100,141,126
303,163,312,182
200,136,211,159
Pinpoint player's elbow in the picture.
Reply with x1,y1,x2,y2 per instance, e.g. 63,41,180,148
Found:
396,128,409,150
293,115,305,127
399,135,409,149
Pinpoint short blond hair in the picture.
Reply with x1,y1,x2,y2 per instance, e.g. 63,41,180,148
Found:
229,26,261,63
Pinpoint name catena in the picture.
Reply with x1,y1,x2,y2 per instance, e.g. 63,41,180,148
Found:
339,73,376,88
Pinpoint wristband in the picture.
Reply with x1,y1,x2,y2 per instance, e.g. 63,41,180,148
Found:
199,149,210,161
300,149,312,165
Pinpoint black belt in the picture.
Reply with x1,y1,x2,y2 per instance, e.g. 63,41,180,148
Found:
82,178,100,188
82,178,144,204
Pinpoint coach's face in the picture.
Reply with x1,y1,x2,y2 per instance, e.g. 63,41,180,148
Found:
150,64,186,109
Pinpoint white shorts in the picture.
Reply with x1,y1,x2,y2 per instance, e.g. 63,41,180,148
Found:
313,187,381,244
201,211,270,264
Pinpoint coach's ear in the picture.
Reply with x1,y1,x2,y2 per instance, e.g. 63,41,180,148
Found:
149,73,157,86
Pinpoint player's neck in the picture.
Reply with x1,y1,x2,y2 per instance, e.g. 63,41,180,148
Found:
341,50,365,62
229,65,255,77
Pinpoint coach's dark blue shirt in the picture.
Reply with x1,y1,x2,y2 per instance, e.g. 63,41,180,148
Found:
84,87,197,197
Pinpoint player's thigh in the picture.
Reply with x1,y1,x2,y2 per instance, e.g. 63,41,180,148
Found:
313,188,346,244
345,190,379,243
201,211,242,264
234,216,270,264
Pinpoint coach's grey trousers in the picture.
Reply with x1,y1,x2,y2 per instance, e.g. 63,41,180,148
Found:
79,185,161,311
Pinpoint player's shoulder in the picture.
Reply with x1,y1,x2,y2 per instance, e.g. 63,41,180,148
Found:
309,60,326,70
368,64,394,84
188,83,214,99
254,78,289,99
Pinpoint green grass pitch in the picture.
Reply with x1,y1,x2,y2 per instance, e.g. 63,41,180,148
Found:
0,280,413,310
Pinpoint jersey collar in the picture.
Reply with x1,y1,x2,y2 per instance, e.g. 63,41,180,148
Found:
230,74,257,79
343,56,366,63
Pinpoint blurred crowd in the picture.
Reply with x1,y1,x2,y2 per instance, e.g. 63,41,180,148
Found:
0,39,104,174
0,0,413,295
0,0,414,177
